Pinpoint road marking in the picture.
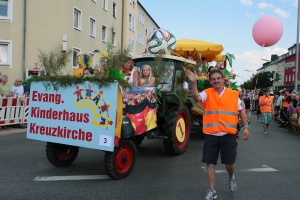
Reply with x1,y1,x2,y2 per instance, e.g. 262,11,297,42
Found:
33,175,110,181
201,165,278,173
241,165,278,172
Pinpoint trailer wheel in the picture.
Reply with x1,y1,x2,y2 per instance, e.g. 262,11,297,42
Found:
46,142,79,167
104,139,137,180
163,105,191,156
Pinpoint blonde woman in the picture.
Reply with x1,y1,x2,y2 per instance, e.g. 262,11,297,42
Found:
0,75,12,97
11,78,24,97
138,65,155,87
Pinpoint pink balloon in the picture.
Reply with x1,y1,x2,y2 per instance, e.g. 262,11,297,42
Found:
252,15,283,47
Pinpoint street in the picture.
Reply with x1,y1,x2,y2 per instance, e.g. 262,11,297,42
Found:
1,115,300,200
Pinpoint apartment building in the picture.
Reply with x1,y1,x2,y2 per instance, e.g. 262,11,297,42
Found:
123,0,159,56
136,1,159,55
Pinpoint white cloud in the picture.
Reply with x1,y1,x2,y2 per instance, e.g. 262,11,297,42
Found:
258,2,275,9
233,47,288,84
293,0,298,6
240,0,253,6
245,12,256,17
274,7,290,19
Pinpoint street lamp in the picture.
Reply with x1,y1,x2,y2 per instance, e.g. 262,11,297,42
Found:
261,59,270,62
244,69,255,73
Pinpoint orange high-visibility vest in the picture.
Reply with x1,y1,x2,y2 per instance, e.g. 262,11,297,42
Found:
202,88,239,135
283,94,290,108
259,96,272,113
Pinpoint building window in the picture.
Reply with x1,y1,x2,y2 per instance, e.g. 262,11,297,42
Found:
289,74,291,81
102,25,107,42
72,48,81,70
0,40,11,66
139,11,144,24
293,74,295,81
112,31,116,46
129,14,135,31
102,0,108,11
149,23,153,34
130,0,135,7
138,33,144,45
73,8,82,30
285,75,287,82
0,0,12,21
89,17,96,37
128,38,134,56
113,2,117,18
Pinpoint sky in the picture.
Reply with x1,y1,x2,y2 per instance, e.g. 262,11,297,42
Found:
139,0,298,85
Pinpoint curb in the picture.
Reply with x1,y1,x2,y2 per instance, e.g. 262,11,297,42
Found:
0,128,27,137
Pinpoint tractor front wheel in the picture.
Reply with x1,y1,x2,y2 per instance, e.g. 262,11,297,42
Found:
104,139,137,180
46,142,79,167
162,105,191,156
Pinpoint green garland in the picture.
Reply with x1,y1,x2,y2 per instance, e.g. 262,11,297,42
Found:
30,75,132,91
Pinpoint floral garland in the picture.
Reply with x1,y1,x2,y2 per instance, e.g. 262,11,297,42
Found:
122,69,132,82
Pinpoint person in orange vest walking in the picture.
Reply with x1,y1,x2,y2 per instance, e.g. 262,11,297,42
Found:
279,90,292,127
259,89,273,134
185,68,250,200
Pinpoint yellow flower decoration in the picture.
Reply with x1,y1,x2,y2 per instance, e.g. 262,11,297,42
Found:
100,51,110,60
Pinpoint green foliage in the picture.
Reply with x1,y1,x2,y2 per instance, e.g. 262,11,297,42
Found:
100,48,132,75
151,53,170,86
30,74,131,91
252,72,273,89
226,53,235,67
35,32,132,91
37,49,72,76
176,89,188,108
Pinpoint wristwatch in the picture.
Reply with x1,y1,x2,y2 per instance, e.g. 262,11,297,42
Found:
244,125,249,129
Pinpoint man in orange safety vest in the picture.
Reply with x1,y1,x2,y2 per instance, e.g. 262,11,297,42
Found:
186,68,250,200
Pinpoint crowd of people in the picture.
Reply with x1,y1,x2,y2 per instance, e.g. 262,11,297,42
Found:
0,72,29,98
241,88,300,137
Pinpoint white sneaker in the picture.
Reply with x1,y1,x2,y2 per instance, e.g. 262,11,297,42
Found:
229,177,237,192
204,189,217,200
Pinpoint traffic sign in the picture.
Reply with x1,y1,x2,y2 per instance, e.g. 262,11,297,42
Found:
284,61,295,68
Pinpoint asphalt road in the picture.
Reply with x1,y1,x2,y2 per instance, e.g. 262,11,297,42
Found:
1,114,300,200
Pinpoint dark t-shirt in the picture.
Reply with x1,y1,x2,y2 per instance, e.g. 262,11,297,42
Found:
243,97,251,108
23,84,30,94
292,99,298,108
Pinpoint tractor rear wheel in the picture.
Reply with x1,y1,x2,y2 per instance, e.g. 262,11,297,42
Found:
162,105,191,156
104,139,137,180
46,142,79,167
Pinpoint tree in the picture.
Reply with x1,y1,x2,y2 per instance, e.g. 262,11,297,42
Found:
251,72,273,89
38,49,72,77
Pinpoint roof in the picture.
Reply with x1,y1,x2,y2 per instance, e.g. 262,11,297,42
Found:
132,54,197,65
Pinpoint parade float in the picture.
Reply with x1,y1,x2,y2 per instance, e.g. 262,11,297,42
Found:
27,28,238,180
26,29,193,180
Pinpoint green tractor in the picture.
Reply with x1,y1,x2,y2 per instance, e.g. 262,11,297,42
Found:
130,54,201,155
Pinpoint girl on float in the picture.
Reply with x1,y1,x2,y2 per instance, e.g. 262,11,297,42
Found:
138,65,156,87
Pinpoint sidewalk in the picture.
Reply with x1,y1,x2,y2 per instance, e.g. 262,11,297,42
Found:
0,125,27,137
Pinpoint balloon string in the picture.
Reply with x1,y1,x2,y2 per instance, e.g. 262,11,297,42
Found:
254,46,264,92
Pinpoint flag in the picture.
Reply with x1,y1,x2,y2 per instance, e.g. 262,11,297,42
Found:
197,79,204,89
224,68,231,77
109,68,125,80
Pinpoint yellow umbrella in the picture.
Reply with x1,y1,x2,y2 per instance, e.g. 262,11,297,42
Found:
174,39,224,62
213,54,226,62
